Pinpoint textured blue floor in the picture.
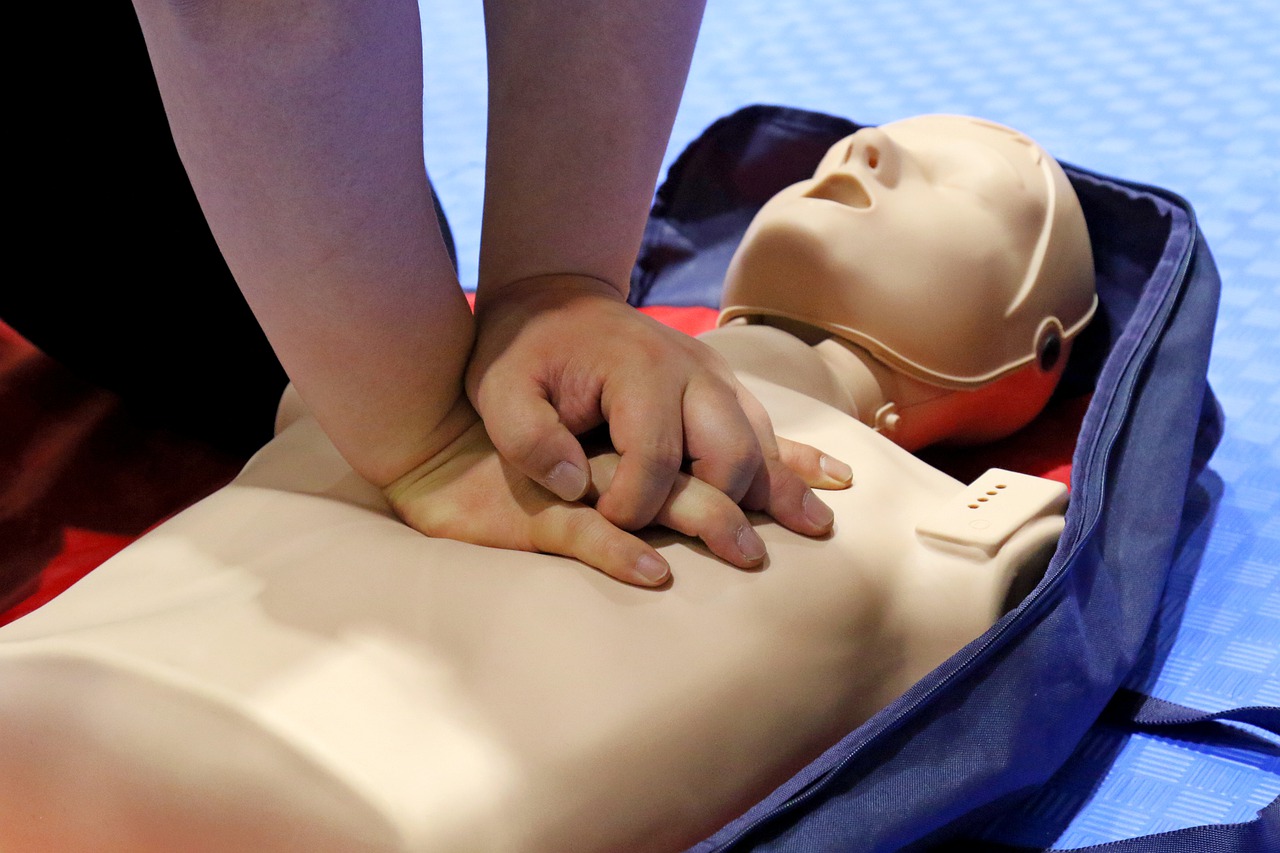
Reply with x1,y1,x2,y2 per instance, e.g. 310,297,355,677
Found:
419,1,1279,847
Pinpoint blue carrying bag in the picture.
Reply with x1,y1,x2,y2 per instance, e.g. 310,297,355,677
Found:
628,106,1278,852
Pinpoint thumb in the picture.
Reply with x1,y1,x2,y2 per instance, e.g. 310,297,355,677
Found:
476,384,592,501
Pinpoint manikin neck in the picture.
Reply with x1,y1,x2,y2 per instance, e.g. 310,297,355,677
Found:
703,320,1049,452
811,332,1069,451
810,337,956,451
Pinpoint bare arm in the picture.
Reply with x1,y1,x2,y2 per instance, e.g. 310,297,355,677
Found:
128,0,714,584
130,0,839,584
478,0,704,292
131,0,471,487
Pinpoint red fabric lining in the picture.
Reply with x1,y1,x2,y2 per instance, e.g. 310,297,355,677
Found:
638,305,721,336
0,528,135,625
0,322,240,627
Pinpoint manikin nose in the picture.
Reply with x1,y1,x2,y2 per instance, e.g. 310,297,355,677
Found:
843,127,901,184
804,127,901,208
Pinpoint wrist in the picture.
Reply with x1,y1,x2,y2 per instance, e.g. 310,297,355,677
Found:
363,394,481,490
382,408,488,507
475,272,629,316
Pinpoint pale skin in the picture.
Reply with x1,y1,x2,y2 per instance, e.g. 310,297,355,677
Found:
129,0,846,586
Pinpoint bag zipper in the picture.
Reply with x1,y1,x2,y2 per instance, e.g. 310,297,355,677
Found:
705,176,1201,852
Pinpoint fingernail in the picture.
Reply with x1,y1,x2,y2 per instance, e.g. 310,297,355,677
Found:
803,491,835,529
820,454,853,485
736,525,767,563
546,461,589,500
634,553,670,585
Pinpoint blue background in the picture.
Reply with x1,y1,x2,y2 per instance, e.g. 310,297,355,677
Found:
417,1,1279,846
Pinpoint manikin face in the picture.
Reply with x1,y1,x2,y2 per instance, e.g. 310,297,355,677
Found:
720,115,1095,387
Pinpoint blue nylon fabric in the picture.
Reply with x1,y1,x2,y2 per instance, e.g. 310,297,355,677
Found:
1116,690,1280,736
739,196,1219,853
981,796,1278,853
977,693,1280,851
637,107,1229,853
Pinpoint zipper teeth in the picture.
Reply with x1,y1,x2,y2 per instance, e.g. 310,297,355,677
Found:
708,175,1200,853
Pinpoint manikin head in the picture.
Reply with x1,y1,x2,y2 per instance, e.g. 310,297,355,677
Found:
718,115,1097,447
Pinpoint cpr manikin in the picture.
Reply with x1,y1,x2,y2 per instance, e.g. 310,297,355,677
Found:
714,115,1096,450
0,116,1095,853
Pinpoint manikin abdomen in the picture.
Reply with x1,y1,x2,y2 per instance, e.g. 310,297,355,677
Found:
0,380,1064,853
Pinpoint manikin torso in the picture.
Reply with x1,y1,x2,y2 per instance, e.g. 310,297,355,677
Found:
0,380,1065,853
0,115,1092,853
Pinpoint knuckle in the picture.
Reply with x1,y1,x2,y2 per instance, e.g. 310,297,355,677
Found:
410,502,475,542
686,337,732,372
497,419,561,467
561,508,608,546
727,458,762,491
701,500,745,536
770,466,811,514
636,439,684,475
467,365,514,408
699,446,763,495
721,433,764,466
783,443,823,479
598,497,656,532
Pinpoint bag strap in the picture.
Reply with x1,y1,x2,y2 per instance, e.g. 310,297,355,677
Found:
980,797,1277,853
1083,691,1279,851
1043,796,1277,852
972,693,1278,852
1110,688,1280,736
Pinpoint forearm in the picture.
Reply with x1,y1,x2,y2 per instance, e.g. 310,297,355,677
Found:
478,0,706,299
132,0,472,486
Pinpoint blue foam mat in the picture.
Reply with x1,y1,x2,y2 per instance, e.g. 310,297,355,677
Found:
419,1,1279,847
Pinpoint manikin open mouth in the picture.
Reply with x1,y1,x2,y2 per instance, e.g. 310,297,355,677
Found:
803,173,872,209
